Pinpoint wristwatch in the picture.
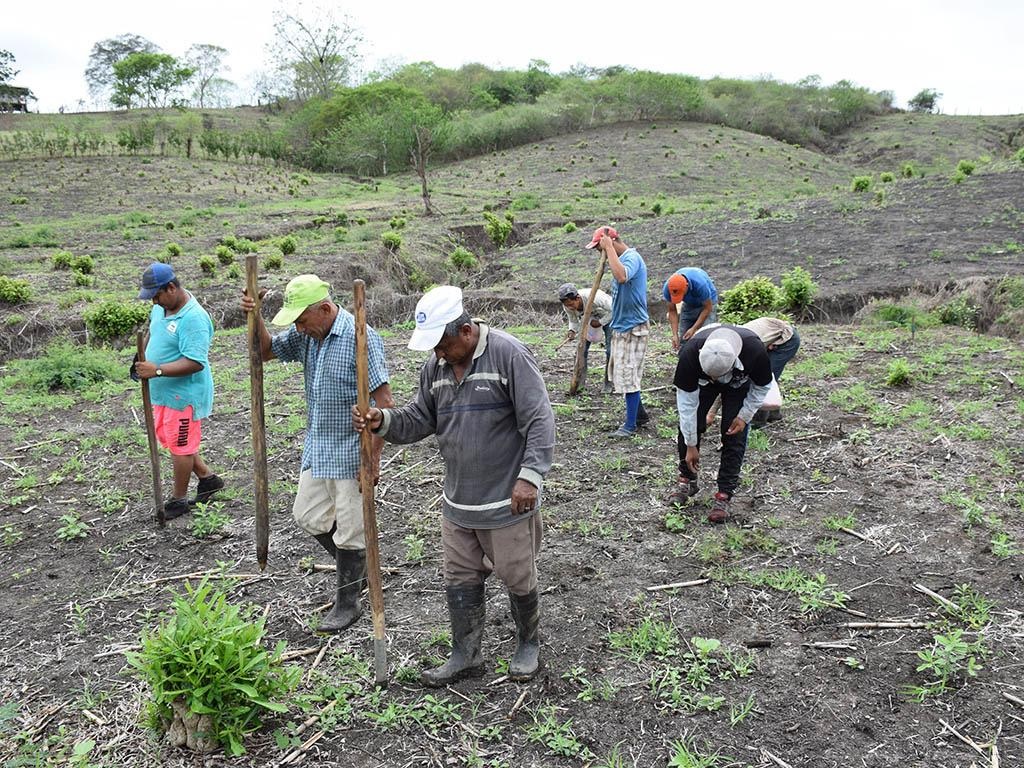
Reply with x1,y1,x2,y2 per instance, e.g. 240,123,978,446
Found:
155,368,163,376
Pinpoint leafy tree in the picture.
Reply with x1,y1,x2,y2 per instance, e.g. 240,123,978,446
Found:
85,33,159,104
0,49,18,84
111,53,194,109
406,104,450,215
908,88,941,113
268,3,363,101
185,44,231,108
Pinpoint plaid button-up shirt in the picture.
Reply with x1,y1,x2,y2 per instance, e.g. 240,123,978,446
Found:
271,306,389,479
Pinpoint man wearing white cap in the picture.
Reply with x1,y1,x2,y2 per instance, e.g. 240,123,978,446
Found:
668,325,773,523
241,275,393,634
353,286,555,685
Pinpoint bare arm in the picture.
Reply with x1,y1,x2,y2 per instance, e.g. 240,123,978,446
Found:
240,292,275,361
602,236,627,283
135,357,203,379
667,303,681,350
683,299,715,341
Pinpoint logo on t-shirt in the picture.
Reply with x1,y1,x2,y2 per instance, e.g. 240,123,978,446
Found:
166,321,178,335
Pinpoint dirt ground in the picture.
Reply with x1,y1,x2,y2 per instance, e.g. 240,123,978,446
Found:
0,117,1022,767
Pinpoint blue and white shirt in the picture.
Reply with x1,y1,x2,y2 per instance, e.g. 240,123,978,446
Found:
271,306,389,479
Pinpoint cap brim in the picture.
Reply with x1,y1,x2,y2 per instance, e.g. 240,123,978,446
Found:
584,241,599,249
138,287,160,299
270,306,305,326
408,324,445,351
668,291,684,304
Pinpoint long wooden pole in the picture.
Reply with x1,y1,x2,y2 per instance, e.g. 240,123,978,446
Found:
568,251,608,395
246,255,270,571
136,332,164,527
353,279,388,686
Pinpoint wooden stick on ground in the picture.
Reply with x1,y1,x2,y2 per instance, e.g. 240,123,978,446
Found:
913,583,959,611
939,718,988,757
136,332,164,527
646,578,710,592
568,250,608,395
246,255,270,570
353,279,387,686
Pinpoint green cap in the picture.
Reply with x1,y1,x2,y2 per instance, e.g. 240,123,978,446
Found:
271,274,330,326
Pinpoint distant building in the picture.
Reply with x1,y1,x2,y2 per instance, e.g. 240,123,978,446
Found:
0,85,35,113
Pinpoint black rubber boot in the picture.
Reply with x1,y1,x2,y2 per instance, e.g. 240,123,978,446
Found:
636,402,650,427
318,549,365,634
313,531,337,559
421,584,486,687
508,589,541,682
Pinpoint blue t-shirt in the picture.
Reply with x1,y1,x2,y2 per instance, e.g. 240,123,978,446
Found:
145,295,214,420
609,247,649,332
661,267,718,308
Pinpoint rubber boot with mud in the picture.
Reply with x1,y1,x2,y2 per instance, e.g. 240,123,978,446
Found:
421,584,486,687
508,589,541,682
318,548,365,633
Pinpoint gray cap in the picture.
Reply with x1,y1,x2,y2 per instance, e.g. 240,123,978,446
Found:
699,328,743,379
558,283,579,300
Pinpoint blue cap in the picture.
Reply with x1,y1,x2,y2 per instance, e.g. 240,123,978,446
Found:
138,263,176,299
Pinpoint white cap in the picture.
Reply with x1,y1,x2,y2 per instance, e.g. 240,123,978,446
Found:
698,328,743,379
408,285,464,350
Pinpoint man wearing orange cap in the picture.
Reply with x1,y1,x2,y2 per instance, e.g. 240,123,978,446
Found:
585,226,650,437
663,268,718,351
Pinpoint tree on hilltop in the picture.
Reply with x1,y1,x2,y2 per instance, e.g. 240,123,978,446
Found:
185,44,233,108
908,88,941,113
0,49,18,84
111,52,194,109
267,3,363,101
86,34,160,106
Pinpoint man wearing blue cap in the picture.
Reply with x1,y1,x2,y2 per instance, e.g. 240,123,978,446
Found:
241,274,393,634
134,263,223,519
353,285,555,685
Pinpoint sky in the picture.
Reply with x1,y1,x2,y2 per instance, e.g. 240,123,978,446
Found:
4,0,1022,115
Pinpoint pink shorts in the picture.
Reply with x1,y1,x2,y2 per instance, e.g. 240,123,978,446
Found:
153,405,202,456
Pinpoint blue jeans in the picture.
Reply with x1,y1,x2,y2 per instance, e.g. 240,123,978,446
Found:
768,327,801,381
681,305,718,334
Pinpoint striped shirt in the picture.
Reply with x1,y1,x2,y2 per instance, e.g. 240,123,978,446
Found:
271,306,389,479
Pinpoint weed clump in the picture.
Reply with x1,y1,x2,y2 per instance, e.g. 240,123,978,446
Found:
128,580,299,755
719,277,783,323
263,253,283,270
851,175,872,192
483,211,512,247
279,236,297,256
84,300,149,340
71,254,94,275
215,245,235,266
52,250,74,270
936,296,979,329
448,246,478,271
780,266,816,312
5,340,122,391
198,255,217,275
885,358,913,387
381,231,402,252
0,275,32,304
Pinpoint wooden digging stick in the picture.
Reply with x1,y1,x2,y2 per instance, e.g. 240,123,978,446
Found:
136,332,165,526
246,255,270,570
353,279,388,686
568,251,608,395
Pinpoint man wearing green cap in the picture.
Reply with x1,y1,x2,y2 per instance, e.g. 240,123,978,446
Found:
241,274,393,633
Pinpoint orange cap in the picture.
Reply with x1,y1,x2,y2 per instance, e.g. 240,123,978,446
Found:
667,273,689,303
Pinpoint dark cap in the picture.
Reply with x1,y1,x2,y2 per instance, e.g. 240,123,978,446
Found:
558,282,579,300
138,263,176,299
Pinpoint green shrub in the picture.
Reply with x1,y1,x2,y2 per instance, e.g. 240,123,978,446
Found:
381,231,402,252
510,194,540,211
279,236,297,256
263,253,283,270
937,297,979,329
73,270,93,287
902,163,917,178
226,263,241,280
52,250,74,270
1016,147,1024,164
851,176,872,192
951,170,967,185
873,302,926,328
335,211,349,227
562,221,578,234
198,255,217,275
886,358,913,387
215,245,235,266
780,266,816,311
719,277,783,323
71,254,94,275
880,172,895,183
166,242,183,258
448,246,478,271
355,216,368,226
483,211,513,247
127,580,299,756
388,216,407,230
0,275,32,304
333,226,348,241
995,276,1024,308
7,340,122,391
956,160,975,176
84,300,149,340
9,195,27,205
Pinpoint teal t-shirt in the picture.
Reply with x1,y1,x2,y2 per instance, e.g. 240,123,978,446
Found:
145,295,214,420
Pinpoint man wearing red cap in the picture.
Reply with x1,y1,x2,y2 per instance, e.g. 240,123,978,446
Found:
663,268,718,351
585,226,650,437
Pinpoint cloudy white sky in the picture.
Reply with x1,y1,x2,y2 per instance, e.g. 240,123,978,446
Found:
4,0,1022,115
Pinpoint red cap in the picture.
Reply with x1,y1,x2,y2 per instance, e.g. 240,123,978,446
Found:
585,226,618,249
667,273,689,303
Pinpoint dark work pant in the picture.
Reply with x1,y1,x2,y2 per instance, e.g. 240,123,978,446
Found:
767,328,801,382
582,324,613,372
677,381,750,496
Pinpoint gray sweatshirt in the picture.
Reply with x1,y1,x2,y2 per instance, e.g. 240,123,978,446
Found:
378,324,555,529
